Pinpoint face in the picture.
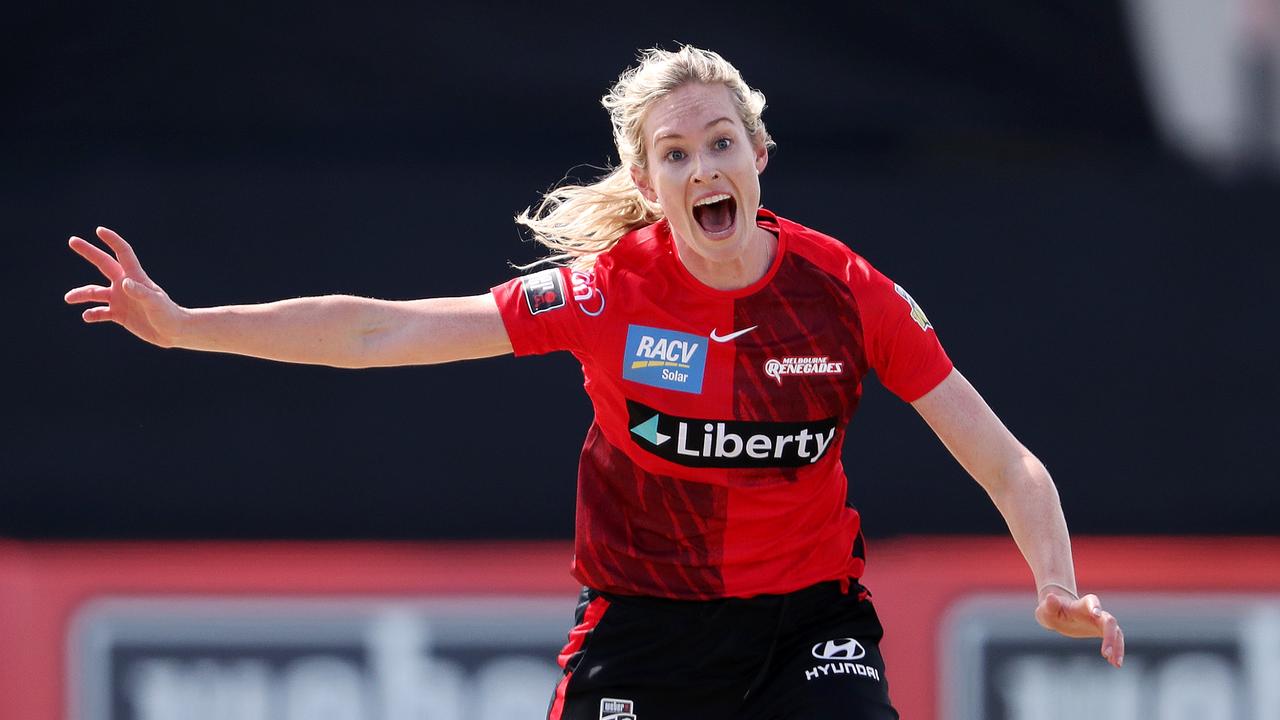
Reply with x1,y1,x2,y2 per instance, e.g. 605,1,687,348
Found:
631,83,770,270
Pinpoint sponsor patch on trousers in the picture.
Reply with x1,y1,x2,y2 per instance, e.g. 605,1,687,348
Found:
626,399,838,468
600,697,636,720
804,661,881,682
812,638,866,660
805,636,880,682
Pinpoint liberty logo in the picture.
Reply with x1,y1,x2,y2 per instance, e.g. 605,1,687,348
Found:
627,400,838,469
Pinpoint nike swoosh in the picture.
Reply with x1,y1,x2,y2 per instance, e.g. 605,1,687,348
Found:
709,325,758,343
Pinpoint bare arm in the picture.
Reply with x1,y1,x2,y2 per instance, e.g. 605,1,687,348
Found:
175,293,511,367
911,368,1124,667
65,227,513,368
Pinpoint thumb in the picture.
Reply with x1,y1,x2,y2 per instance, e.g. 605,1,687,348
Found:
1035,591,1068,628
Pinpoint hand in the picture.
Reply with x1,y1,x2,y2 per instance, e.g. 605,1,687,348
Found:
1035,590,1125,668
65,227,185,347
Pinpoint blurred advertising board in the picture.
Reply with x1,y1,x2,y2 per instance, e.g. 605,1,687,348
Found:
1,538,1278,720
942,595,1280,720
0,542,578,720
70,597,568,720
849,537,1280,720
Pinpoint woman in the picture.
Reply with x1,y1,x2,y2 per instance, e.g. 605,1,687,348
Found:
66,45,1123,719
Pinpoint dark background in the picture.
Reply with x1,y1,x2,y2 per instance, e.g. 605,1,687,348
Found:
4,2,1276,539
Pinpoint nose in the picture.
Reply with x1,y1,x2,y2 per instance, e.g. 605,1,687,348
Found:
692,153,720,184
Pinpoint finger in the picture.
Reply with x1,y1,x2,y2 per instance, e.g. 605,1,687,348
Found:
1042,591,1067,619
1034,591,1067,627
1081,593,1105,628
1099,611,1120,664
69,236,124,282
95,226,153,282
1112,626,1125,668
82,306,113,323
64,284,112,305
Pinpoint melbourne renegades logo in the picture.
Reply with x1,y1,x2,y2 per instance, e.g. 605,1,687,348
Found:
763,356,845,385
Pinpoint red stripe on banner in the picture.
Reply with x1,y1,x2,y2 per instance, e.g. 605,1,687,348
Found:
549,595,610,719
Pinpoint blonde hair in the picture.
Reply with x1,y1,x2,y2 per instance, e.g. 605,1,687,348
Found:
515,45,775,270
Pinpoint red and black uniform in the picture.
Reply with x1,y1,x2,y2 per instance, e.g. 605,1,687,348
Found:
492,209,951,719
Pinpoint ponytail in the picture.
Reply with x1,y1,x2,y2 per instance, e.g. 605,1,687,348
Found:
514,166,660,270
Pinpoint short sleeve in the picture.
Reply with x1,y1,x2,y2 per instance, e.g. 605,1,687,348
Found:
491,267,585,356
856,261,953,402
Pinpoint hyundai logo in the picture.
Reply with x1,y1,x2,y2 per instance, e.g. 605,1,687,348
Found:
811,638,866,660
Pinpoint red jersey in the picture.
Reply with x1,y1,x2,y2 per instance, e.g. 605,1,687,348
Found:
492,209,952,599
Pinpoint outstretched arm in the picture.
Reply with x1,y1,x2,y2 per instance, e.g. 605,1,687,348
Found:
65,227,513,368
911,368,1124,668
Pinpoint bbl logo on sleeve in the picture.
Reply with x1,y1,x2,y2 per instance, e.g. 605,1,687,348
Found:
521,269,566,315
622,325,706,394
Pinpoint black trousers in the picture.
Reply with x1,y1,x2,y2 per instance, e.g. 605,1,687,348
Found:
548,581,899,720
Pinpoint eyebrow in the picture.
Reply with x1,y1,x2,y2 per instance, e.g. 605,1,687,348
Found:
654,116,735,144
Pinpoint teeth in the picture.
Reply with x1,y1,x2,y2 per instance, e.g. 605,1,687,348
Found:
694,193,731,207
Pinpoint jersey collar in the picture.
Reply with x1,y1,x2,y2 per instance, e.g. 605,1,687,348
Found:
659,207,788,299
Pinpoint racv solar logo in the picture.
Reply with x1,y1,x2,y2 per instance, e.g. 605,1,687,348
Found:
626,399,838,468
622,324,706,394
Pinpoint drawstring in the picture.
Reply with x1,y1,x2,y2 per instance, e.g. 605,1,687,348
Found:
742,594,791,700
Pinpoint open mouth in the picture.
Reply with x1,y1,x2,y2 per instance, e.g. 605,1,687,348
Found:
692,193,737,236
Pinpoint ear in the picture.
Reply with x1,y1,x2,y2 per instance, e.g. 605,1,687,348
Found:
753,137,769,175
630,164,658,204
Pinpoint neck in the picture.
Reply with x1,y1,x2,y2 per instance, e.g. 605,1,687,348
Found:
673,225,777,291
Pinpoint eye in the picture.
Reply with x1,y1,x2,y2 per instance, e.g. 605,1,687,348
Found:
665,149,686,162
713,137,732,151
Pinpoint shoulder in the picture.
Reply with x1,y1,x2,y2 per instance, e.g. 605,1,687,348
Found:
775,213,880,289
589,219,670,284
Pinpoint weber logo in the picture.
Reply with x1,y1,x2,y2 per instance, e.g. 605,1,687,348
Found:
70,597,571,720
520,268,566,315
599,697,636,720
626,399,838,468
